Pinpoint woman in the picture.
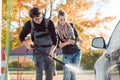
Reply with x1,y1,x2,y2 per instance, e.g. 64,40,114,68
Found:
56,10,83,80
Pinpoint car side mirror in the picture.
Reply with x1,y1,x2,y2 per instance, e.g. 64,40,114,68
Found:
92,37,106,49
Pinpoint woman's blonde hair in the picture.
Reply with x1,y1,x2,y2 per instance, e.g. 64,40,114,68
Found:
58,10,67,19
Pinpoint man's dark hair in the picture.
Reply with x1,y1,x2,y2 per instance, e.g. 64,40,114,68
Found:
29,7,41,18
58,10,66,18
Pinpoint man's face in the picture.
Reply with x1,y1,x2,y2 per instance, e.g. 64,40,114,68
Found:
33,15,43,24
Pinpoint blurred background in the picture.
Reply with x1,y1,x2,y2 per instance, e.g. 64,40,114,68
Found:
1,0,120,80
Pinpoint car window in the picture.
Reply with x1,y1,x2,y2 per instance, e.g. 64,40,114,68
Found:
106,20,120,54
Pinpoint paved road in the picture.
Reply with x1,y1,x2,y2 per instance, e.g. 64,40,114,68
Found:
10,74,94,80
10,74,120,80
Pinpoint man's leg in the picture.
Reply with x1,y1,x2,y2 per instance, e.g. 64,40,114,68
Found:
34,54,44,80
44,56,54,80
53,54,57,76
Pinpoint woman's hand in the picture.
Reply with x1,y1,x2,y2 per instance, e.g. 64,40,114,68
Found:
77,37,83,44
67,39,75,45
59,39,75,48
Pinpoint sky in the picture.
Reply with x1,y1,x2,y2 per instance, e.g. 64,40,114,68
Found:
40,0,120,44
101,0,120,29
3,0,120,40
102,0,120,18
11,0,120,28
102,0,120,35
83,0,120,42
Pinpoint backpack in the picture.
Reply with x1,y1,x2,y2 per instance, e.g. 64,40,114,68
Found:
30,18,53,47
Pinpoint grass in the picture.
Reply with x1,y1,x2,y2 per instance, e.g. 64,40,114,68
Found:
9,70,94,75
9,70,64,75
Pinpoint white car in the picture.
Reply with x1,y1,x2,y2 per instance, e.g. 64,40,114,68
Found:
92,20,120,80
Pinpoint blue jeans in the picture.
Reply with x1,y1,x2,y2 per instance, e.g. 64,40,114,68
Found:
63,51,81,80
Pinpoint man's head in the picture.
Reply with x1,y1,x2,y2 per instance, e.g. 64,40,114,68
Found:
29,7,43,24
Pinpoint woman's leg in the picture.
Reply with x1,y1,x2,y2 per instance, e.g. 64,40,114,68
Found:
71,51,81,80
63,54,73,80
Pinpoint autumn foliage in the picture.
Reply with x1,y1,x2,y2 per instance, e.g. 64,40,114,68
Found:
2,0,115,50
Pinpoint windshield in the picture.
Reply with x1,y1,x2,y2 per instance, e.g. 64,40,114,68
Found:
106,20,120,54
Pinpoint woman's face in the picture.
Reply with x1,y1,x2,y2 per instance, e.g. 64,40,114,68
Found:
58,16,66,26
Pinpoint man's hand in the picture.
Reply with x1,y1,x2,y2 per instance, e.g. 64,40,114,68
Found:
22,41,34,50
48,52,54,61
48,45,56,60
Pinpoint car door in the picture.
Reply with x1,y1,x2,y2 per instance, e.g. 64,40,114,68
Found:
106,20,120,55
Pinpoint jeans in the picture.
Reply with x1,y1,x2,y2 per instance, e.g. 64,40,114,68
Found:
63,51,81,80
34,49,54,80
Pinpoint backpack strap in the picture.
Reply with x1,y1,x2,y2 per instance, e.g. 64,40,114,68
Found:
30,20,35,34
30,18,50,34
45,18,50,28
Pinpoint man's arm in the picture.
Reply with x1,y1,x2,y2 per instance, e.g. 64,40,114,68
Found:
19,21,31,42
19,21,32,49
48,20,58,56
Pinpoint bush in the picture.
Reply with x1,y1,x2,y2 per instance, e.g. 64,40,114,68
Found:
9,58,35,70
8,56,63,70
55,50,103,70
8,50,103,71
56,56,63,70
81,49,103,70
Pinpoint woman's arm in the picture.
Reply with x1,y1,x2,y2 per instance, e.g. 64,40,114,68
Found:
59,39,75,48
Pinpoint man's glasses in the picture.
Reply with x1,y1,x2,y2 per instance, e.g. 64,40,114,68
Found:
60,19,65,21
34,17,42,21
35,17,42,21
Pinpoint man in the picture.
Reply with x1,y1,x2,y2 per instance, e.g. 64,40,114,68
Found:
19,7,57,80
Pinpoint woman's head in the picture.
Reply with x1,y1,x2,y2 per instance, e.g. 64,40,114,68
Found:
58,10,67,26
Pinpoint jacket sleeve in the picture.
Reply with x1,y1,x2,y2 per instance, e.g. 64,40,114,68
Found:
48,20,58,46
70,23,79,42
19,21,31,42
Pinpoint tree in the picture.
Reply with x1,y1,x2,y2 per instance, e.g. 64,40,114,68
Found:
2,0,56,50
2,0,115,50
56,0,115,49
